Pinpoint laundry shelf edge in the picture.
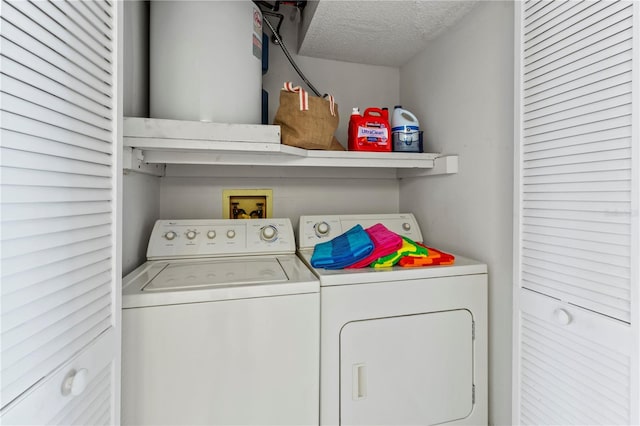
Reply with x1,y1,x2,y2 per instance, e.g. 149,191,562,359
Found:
123,117,457,174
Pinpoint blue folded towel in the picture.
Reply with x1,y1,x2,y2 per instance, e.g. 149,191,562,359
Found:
310,224,374,269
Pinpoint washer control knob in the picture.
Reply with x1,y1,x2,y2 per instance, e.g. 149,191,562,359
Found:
207,230,216,239
315,221,330,237
402,222,411,231
261,225,278,241
186,230,197,240
164,231,177,241
226,230,236,239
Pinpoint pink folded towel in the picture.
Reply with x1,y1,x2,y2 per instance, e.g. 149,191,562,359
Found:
347,223,404,268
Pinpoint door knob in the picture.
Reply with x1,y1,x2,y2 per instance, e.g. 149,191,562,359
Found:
61,368,89,396
553,308,572,326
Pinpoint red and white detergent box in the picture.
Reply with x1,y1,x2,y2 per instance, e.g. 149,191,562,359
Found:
348,107,392,152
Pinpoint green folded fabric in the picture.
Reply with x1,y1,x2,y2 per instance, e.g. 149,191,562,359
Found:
371,236,429,268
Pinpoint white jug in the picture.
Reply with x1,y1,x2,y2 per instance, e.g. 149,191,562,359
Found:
391,106,419,133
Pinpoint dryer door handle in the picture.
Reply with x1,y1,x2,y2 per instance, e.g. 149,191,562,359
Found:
352,363,367,400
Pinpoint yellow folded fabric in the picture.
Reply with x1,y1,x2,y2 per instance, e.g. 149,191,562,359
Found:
371,236,429,268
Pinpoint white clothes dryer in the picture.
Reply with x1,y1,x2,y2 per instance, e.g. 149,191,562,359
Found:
297,213,488,426
122,218,319,426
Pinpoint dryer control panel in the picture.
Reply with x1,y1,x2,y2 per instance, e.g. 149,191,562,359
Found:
298,213,423,250
147,218,296,260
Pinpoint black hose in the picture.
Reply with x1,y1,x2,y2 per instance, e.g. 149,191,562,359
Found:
262,13,323,97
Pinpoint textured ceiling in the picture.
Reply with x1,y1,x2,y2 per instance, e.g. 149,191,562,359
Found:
298,0,479,66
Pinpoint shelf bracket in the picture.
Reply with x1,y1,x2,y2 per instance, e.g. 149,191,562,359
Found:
396,155,458,179
123,147,165,177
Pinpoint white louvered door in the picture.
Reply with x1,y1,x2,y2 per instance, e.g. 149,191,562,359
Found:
0,0,122,424
514,1,639,424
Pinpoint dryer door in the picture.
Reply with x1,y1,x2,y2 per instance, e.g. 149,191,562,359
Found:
340,309,474,425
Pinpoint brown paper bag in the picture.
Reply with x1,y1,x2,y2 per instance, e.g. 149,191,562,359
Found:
328,137,345,151
273,82,339,150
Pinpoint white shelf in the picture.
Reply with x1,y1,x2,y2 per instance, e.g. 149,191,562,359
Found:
123,117,458,176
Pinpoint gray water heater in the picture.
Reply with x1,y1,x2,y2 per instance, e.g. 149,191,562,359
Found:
150,1,263,124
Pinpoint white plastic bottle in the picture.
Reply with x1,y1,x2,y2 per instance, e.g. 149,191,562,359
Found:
391,105,419,134
348,107,361,150
391,105,422,151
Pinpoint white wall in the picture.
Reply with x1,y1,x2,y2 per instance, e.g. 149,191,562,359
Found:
123,0,148,118
144,0,404,245
262,4,399,145
122,172,160,276
122,2,517,422
398,2,514,425
123,0,158,276
147,3,403,232
119,1,404,277
159,166,399,229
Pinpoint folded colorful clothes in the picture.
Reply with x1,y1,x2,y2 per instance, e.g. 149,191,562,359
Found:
398,243,455,267
310,224,374,269
347,223,403,269
370,236,429,268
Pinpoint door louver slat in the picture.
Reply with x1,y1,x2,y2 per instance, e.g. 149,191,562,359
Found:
1,112,112,154
1,130,111,166
525,3,630,69
1,93,112,143
0,0,116,413
77,0,113,28
515,2,636,424
1,201,111,222
50,364,112,426
520,312,630,424
2,2,111,84
525,1,568,29
0,53,112,118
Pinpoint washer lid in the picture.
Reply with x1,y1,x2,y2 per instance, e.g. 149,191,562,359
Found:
144,258,287,292
122,254,319,308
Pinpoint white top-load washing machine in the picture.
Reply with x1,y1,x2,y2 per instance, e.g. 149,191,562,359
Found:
297,213,488,426
121,218,319,426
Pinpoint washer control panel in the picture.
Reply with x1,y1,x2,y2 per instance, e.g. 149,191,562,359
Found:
147,218,295,260
298,213,423,250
